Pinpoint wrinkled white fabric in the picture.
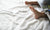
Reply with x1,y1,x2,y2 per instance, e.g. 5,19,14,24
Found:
0,0,50,30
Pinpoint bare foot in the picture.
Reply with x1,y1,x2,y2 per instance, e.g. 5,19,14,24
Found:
25,1,48,19
29,6,48,19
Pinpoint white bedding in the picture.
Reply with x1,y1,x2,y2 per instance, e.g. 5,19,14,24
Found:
0,0,50,30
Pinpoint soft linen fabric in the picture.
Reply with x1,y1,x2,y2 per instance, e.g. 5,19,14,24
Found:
0,0,50,30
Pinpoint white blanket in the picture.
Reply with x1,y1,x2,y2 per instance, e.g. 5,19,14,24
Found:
0,0,50,30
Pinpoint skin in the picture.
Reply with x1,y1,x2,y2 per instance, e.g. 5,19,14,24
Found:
25,1,48,19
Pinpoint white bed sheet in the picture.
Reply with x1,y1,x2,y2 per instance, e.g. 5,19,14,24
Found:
0,0,50,30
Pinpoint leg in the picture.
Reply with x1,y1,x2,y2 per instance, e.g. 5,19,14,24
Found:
29,6,48,19
25,1,40,7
